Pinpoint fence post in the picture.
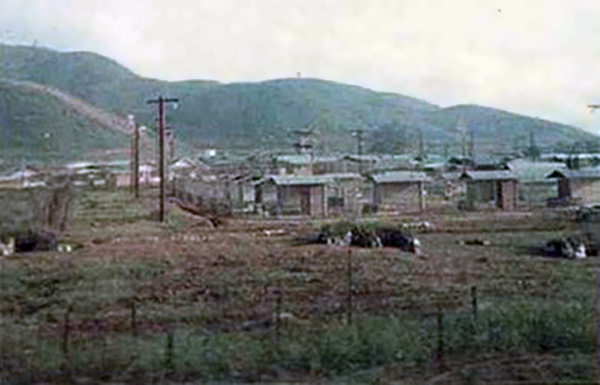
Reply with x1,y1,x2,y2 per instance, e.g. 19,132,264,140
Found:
61,305,73,375
273,288,282,347
471,285,478,320
346,247,353,325
62,305,72,358
130,299,137,337
436,303,444,370
164,330,174,373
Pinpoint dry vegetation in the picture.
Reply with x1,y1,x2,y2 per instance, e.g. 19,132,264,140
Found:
0,188,596,383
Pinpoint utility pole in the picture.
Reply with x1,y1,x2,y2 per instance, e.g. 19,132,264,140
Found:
147,96,179,222
417,128,426,160
587,103,600,381
293,128,315,173
128,115,141,199
468,129,475,159
352,129,364,173
528,125,540,161
457,117,468,171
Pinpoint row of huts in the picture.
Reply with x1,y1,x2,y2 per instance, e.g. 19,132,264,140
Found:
248,153,600,216
252,165,600,217
3,152,600,218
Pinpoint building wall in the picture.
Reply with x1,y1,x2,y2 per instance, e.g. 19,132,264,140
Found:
581,210,600,245
342,160,377,174
558,179,570,199
466,180,516,210
467,181,495,203
570,179,600,204
269,185,326,216
341,179,364,217
115,173,131,188
517,181,557,208
313,161,345,175
275,185,310,215
0,184,74,233
499,180,516,211
255,182,277,214
374,182,423,212
309,185,326,216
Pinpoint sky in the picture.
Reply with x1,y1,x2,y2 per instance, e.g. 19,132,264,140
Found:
1,0,600,134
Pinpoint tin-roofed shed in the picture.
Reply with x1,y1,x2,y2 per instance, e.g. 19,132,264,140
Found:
256,174,332,216
460,170,517,210
547,168,600,205
275,155,343,175
367,171,429,213
255,173,367,217
508,159,565,208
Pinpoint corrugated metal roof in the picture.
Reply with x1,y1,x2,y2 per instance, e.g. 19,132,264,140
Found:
547,168,600,180
323,172,362,180
460,170,516,181
275,155,340,165
369,171,429,184
269,175,332,186
507,159,566,182
261,172,363,186
541,153,600,161
441,172,463,181
343,154,380,162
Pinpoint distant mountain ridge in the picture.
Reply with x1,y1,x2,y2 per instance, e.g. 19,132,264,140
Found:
0,43,597,162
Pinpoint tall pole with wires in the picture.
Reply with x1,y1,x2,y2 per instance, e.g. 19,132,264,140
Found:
588,103,600,380
147,96,179,222
352,129,364,174
127,115,141,198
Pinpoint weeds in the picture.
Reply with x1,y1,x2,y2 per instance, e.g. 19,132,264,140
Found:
0,192,595,383
0,298,591,382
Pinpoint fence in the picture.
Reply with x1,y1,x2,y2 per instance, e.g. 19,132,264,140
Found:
3,244,593,383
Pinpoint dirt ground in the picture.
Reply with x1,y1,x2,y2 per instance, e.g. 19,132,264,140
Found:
0,188,596,383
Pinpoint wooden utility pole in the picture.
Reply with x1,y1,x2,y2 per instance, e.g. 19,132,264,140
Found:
134,123,140,198
352,129,364,173
457,117,468,172
588,103,600,380
128,115,136,194
147,96,179,222
128,115,141,199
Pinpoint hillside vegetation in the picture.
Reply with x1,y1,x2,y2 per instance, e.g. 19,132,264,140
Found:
0,79,130,165
1,43,597,159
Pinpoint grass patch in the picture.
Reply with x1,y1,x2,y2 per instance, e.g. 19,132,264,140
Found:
0,297,592,382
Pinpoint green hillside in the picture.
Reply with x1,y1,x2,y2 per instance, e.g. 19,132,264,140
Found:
1,43,598,158
0,79,130,166
429,105,597,153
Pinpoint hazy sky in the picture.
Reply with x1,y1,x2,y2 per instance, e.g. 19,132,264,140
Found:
2,0,600,134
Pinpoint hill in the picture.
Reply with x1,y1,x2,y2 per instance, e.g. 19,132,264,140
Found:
423,104,598,154
1,43,598,158
0,78,131,165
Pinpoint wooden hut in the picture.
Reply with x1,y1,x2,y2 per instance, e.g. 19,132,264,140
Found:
460,170,517,211
256,175,330,216
367,171,429,213
547,168,600,206
508,159,565,208
255,173,364,217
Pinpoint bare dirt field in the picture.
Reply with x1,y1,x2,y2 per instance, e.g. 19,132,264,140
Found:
0,189,596,384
